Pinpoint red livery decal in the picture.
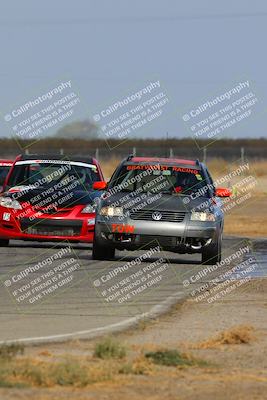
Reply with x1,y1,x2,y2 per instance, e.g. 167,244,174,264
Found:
172,166,199,174
111,224,135,233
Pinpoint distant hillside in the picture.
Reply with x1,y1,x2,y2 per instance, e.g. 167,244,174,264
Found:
54,119,99,139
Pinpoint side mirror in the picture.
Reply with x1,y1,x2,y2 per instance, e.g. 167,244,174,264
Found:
215,187,231,197
93,181,107,191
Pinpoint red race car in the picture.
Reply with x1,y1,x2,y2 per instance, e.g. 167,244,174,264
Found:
0,159,13,189
0,154,106,246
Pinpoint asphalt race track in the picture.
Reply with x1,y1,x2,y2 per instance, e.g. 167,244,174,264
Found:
0,236,263,344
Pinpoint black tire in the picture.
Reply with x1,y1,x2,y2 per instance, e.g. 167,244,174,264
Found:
92,237,115,260
201,235,222,265
0,239,9,247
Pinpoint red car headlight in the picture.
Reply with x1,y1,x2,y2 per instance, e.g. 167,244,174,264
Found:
0,197,22,210
81,204,97,214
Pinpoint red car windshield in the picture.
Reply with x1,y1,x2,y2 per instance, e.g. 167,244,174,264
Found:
6,161,100,191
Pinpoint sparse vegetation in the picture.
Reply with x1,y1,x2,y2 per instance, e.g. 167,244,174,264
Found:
0,340,210,389
94,336,127,359
119,356,154,375
193,325,256,349
49,358,93,387
0,343,24,360
0,354,154,388
0,357,112,388
145,349,208,367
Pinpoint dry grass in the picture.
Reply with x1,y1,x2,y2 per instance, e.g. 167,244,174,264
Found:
0,355,157,388
192,325,256,349
100,156,120,180
224,215,267,237
0,356,113,388
241,160,267,177
207,159,267,178
0,343,24,360
223,193,267,237
37,350,52,357
119,355,155,375
0,341,209,388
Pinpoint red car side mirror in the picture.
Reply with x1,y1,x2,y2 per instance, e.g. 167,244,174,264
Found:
93,181,107,191
215,187,231,197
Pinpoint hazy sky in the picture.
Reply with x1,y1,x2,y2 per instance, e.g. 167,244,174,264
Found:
0,0,266,140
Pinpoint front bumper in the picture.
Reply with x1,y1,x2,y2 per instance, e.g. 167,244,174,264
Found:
0,209,96,243
95,215,220,252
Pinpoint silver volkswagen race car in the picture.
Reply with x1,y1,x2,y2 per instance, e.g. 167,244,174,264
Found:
92,156,231,264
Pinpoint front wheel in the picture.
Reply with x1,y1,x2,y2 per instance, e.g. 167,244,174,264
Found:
201,235,222,265
92,237,115,260
0,239,9,247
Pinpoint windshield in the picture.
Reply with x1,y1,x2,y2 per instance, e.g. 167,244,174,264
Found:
7,161,100,191
109,164,210,196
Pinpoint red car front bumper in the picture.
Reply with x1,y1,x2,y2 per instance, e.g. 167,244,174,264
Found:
0,205,95,243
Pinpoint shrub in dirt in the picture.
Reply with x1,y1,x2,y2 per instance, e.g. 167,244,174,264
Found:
145,349,207,367
94,337,126,359
0,344,24,361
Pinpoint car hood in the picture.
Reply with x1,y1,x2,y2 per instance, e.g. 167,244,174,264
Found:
3,186,101,207
101,192,213,213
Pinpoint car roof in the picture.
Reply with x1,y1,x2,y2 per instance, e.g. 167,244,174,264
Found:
0,159,13,165
18,154,95,164
128,157,199,166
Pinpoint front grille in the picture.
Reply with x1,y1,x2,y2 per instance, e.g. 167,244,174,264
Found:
130,209,186,223
25,227,78,236
20,218,82,236
139,235,176,247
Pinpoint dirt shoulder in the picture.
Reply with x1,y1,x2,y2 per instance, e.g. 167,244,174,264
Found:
224,193,267,237
1,278,267,400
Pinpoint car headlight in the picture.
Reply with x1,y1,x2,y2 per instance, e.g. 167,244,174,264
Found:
100,206,123,217
81,204,97,214
0,197,22,210
190,211,215,222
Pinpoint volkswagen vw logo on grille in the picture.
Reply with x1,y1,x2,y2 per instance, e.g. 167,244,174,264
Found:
152,211,162,221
